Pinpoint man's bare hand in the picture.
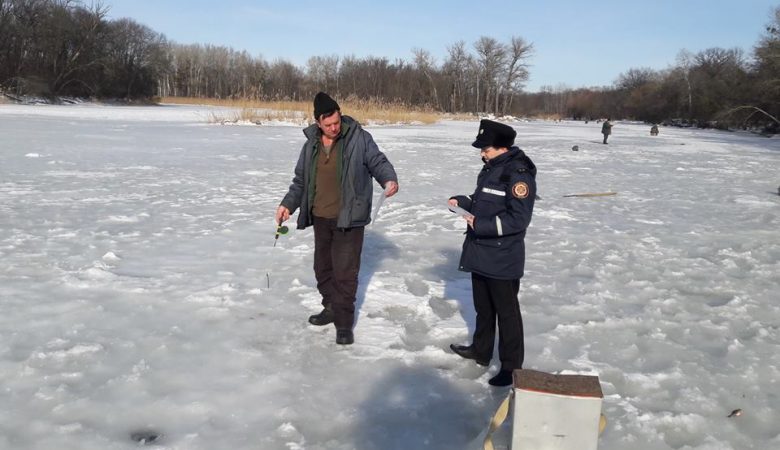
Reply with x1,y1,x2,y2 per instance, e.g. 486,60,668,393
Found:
275,206,290,225
384,181,399,197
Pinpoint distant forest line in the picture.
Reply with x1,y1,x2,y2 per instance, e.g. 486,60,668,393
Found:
2,0,780,128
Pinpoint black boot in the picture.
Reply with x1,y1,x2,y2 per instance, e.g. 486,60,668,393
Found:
488,369,514,387
449,344,489,366
336,329,354,345
308,306,334,326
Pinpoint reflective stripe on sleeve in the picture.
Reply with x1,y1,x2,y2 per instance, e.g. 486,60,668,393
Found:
482,187,505,196
496,216,503,236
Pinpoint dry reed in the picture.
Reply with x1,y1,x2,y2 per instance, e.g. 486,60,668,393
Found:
161,96,442,125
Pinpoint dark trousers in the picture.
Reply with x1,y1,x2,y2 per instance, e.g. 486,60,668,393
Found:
471,273,524,370
313,216,364,330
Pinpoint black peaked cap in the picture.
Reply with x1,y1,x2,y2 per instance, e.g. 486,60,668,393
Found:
471,119,517,149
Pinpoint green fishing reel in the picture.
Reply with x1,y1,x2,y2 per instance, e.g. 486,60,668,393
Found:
273,225,289,246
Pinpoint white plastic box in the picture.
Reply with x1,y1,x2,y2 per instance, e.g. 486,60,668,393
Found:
511,369,603,450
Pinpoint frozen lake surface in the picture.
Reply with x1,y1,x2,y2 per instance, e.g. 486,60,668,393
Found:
1,103,779,449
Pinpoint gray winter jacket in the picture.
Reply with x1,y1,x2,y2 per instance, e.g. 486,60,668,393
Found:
280,115,398,229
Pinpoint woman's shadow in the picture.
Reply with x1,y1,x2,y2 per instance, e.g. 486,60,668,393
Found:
347,365,493,450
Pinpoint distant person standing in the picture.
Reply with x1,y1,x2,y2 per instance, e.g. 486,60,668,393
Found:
275,92,399,345
650,124,659,136
448,119,536,387
601,118,613,144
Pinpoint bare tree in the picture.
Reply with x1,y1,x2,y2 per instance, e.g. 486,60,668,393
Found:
754,7,780,94
473,36,507,114
103,18,168,98
615,67,658,91
412,47,441,109
443,40,470,112
500,36,533,114
676,49,695,119
47,2,109,95
267,58,303,100
305,54,339,97
306,56,327,93
320,55,340,95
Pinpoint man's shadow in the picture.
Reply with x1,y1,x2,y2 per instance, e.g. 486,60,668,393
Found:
354,229,400,323
356,230,477,337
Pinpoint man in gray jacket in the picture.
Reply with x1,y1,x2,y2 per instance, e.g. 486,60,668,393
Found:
275,92,399,345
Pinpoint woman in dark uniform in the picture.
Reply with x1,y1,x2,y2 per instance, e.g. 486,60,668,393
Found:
448,119,537,387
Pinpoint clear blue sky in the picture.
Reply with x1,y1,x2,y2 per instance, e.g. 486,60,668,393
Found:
105,0,778,92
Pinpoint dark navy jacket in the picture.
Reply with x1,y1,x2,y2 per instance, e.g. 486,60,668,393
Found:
452,147,536,280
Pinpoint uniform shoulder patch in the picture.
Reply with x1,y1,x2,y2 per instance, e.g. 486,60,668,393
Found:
512,181,529,199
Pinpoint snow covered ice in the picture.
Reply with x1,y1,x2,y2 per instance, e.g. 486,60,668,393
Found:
1,103,779,449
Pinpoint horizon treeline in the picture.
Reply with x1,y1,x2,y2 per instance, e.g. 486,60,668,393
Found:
2,0,779,128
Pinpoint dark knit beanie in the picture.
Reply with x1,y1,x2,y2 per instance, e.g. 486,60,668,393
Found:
313,92,340,120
